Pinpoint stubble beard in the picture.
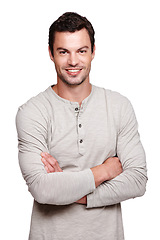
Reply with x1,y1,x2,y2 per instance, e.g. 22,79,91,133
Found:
58,74,86,86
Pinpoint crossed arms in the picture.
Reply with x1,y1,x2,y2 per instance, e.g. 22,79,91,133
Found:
16,97,147,208
41,152,123,205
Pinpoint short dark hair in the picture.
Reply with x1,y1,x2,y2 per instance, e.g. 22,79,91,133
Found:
49,12,95,56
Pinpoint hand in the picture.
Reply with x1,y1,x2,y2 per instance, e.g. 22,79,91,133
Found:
76,157,122,205
41,152,63,173
76,195,87,205
102,157,123,181
91,157,123,187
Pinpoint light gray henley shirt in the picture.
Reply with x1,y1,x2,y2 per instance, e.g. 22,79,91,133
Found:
16,85,147,240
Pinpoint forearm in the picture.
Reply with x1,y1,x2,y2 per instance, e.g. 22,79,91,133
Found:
87,165,147,208
86,145,147,208
90,156,123,187
30,169,95,205
76,164,108,205
76,157,123,205
19,152,95,205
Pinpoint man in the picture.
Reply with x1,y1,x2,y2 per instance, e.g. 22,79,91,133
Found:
16,12,147,240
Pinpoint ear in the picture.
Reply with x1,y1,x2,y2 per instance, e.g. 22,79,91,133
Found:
91,45,96,60
48,46,54,62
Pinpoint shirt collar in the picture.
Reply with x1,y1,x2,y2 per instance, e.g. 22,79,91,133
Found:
48,84,95,110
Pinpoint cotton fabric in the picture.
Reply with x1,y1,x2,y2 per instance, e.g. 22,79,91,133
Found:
16,85,147,240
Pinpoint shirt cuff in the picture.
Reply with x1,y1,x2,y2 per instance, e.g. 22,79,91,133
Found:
86,190,96,208
85,168,96,193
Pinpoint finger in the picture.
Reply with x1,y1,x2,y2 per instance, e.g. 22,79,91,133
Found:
45,165,54,174
41,157,48,166
41,157,55,173
45,165,50,173
57,165,63,172
56,162,63,172
54,162,63,172
42,154,62,172
43,153,57,167
46,163,55,173
41,153,63,172
41,152,48,158
43,159,62,173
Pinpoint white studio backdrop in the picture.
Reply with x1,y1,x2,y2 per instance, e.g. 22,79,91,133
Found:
0,0,159,239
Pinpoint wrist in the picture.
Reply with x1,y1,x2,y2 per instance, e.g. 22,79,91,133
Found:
101,162,110,181
91,164,107,188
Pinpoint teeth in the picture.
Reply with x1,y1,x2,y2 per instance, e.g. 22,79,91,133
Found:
67,69,80,73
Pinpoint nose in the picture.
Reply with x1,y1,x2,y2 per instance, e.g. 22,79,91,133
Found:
67,52,79,66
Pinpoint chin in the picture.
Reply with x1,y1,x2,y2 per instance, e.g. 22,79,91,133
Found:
61,77,86,86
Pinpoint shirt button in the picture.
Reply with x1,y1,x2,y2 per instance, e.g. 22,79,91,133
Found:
75,107,79,111
80,139,83,143
79,124,82,128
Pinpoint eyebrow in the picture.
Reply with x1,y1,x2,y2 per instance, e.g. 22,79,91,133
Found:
57,48,68,51
78,46,89,50
56,46,89,51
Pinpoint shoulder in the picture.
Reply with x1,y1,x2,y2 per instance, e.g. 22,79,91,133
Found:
105,89,135,122
93,86,135,129
93,85,131,108
16,87,52,124
105,89,130,106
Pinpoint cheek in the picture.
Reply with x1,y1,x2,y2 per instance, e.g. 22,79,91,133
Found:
54,63,64,73
83,55,92,65
85,59,92,69
54,56,67,68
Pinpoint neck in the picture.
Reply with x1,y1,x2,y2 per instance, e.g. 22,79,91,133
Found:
53,80,92,106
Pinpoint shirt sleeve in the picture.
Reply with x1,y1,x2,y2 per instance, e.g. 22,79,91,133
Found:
87,98,147,208
16,100,95,205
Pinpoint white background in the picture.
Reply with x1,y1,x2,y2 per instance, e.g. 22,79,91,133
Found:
0,0,160,239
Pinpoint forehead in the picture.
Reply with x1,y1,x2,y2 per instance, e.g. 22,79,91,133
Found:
53,28,91,50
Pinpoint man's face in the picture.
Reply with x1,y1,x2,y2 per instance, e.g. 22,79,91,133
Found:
50,28,95,86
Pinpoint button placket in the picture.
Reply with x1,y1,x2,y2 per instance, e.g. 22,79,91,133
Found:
77,112,85,155
74,105,80,118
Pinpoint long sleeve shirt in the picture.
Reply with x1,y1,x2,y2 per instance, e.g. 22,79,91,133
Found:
16,85,147,240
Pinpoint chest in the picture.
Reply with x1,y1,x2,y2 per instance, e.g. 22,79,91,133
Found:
47,105,118,171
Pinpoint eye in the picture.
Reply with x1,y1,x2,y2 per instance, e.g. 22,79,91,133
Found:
59,50,67,55
79,50,87,54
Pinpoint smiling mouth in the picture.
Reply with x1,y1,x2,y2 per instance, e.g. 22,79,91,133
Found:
65,68,82,76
